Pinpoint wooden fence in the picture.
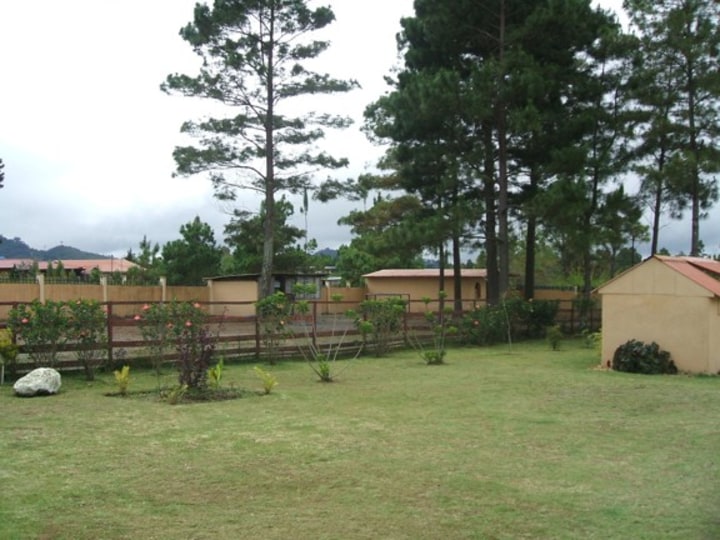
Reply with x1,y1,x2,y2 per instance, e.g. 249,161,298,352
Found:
0,296,600,377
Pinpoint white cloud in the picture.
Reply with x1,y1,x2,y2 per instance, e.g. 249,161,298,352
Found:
0,0,716,259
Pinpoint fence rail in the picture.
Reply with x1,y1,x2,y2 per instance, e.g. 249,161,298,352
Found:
0,298,601,376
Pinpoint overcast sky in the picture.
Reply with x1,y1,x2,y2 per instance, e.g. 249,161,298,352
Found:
0,0,716,260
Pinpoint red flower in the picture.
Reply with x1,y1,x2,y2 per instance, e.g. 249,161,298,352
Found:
134,315,141,321
142,304,150,311
185,321,192,327
21,318,29,324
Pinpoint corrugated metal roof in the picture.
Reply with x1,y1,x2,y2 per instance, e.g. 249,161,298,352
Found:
363,268,487,278
656,256,720,297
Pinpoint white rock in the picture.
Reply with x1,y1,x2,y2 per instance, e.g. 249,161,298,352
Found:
13,368,62,397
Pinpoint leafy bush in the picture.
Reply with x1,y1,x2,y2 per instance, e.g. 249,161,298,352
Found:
0,328,19,380
612,340,677,375
137,301,208,376
176,325,215,391
8,300,68,367
516,299,560,338
67,299,107,380
413,294,456,365
462,299,560,346
136,301,210,390
546,325,563,350
255,292,292,364
461,305,508,346
359,297,407,357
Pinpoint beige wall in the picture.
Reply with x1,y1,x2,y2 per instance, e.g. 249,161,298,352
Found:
0,282,210,319
599,258,718,374
365,277,485,313
207,280,257,317
320,287,365,314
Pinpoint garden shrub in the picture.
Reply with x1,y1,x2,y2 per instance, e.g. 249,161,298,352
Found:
67,299,107,380
612,339,677,375
359,297,407,357
462,298,560,346
461,305,508,346
0,328,19,379
413,294,457,365
8,300,68,367
256,292,292,364
176,325,215,391
546,324,563,350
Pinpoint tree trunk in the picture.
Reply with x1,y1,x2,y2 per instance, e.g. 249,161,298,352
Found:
260,5,276,298
496,0,510,298
523,167,539,300
686,57,700,257
452,232,463,313
483,122,499,306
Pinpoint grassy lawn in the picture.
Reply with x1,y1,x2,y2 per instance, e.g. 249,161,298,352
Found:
1,340,719,539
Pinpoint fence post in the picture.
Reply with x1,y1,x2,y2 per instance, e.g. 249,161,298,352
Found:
36,274,45,304
312,301,318,350
100,276,108,304
254,311,261,359
106,302,114,366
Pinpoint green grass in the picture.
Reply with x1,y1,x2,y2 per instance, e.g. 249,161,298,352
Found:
2,341,719,539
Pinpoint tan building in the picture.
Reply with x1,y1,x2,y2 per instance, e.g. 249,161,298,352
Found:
597,255,720,374
362,268,487,312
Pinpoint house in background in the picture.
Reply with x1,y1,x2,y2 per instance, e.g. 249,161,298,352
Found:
597,255,720,374
0,258,140,279
363,268,487,313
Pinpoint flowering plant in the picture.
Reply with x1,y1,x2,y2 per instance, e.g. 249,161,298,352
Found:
8,300,68,367
135,301,210,387
67,299,107,380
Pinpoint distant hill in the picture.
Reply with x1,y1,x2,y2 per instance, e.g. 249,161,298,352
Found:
314,247,338,259
0,236,107,260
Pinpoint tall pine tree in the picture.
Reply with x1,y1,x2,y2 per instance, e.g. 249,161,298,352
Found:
162,0,357,296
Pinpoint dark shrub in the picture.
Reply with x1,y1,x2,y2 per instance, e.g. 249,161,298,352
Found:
612,339,677,375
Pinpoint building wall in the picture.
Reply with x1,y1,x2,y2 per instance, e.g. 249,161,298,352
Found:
320,287,365,314
601,293,712,373
600,259,716,373
365,277,485,313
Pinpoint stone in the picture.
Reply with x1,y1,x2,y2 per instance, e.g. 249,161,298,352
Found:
13,368,62,397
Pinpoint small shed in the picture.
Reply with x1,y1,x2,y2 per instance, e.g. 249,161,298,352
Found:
596,255,720,374
362,268,487,313
205,272,328,317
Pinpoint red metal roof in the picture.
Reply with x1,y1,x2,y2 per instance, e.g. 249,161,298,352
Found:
363,268,487,278
656,255,720,297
